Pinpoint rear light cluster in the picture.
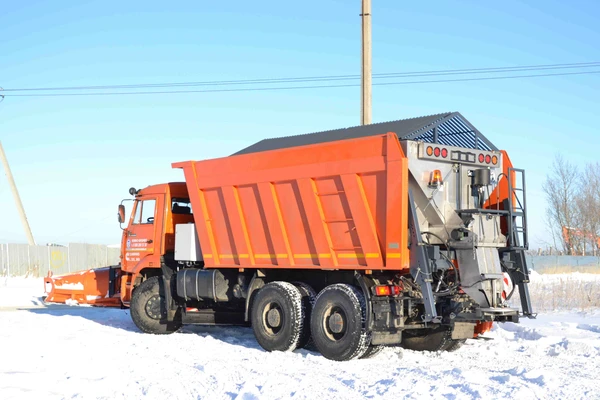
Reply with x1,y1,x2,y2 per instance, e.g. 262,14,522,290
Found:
426,145,448,159
374,284,402,296
426,145,498,166
477,153,498,165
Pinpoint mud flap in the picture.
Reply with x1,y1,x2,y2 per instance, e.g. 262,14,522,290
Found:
161,264,181,328
451,322,475,340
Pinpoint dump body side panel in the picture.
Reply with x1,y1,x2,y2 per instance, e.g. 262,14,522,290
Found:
173,133,409,271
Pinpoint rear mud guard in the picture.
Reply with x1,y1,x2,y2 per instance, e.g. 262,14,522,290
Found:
244,273,265,322
354,272,374,331
160,264,181,324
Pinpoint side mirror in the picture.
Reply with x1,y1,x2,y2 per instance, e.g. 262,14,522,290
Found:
118,205,126,224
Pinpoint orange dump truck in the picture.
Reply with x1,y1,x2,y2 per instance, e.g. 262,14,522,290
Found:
45,112,534,361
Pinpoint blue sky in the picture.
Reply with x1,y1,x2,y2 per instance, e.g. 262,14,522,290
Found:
0,0,598,248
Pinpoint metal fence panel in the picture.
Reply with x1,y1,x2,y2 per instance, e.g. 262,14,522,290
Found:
0,244,6,276
0,243,121,277
526,255,600,273
107,247,120,265
6,244,29,277
48,246,69,275
1,244,599,277
29,245,51,277
68,243,120,272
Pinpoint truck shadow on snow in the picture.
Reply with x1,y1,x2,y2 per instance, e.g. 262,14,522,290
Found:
25,305,268,352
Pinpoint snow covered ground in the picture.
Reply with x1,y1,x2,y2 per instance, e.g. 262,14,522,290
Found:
1,275,600,400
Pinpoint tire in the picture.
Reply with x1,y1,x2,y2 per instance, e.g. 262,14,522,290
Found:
251,281,304,352
310,284,370,361
292,282,316,349
360,345,385,359
130,276,181,335
444,339,466,352
401,328,455,352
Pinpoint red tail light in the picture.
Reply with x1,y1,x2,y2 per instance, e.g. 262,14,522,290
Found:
434,147,441,157
478,154,485,163
374,285,402,296
441,148,448,158
485,155,491,164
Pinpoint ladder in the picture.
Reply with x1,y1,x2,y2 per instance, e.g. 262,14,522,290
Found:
507,168,528,250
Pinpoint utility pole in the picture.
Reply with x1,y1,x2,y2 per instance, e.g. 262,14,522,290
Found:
0,141,36,245
361,0,372,125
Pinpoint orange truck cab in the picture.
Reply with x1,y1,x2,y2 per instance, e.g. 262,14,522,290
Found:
117,183,194,305
45,112,534,361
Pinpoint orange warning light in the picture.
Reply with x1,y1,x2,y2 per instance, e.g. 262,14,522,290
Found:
429,169,443,187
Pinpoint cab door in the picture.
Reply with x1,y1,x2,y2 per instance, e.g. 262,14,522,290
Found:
123,197,159,271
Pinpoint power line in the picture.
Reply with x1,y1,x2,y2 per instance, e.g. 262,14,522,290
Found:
2,61,599,92
2,69,599,97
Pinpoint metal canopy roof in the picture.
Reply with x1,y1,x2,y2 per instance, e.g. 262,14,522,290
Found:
233,112,497,156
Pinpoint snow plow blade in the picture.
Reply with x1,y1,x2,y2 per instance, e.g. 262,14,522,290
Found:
44,266,122,307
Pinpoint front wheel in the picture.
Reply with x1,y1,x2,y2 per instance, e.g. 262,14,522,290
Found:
130,276,181,334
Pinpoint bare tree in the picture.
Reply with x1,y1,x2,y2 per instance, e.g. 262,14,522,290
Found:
543,154,580,254
577,162,600,255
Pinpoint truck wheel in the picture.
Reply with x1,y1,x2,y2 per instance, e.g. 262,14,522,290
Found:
444,339,466,352
401,328,449,352
292,282,316,349
251,282,304,352
130,276,181,335
360,345,385,359
310,284,370,361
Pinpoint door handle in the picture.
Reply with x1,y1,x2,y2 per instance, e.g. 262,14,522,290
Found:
128,232,137,237
147,239,153,244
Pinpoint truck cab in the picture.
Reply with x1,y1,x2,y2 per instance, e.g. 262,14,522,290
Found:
118,183,193,304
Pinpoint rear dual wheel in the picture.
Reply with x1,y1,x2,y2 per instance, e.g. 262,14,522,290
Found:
251,282,306,352
293,282,316,349
401,328,465,352
310,284,371,361
361,344,385,359
252,282,381,361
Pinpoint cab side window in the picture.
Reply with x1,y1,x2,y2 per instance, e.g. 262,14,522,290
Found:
172,198,192,215
132,200,156,224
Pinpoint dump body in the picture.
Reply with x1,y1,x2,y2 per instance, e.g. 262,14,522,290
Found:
173,133,410,271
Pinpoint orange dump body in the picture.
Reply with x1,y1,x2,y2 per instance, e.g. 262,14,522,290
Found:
44,267,122,307
173,133,410,271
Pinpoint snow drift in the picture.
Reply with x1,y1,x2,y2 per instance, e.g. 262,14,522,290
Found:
1,275,599,399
